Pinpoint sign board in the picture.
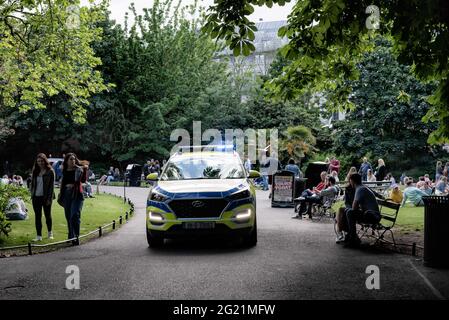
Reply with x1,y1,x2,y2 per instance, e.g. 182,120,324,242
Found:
271,170,295,208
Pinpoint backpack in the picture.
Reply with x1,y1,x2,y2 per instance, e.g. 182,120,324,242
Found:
5,197,28,220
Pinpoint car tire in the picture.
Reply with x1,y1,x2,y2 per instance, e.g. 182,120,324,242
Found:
242,219,257,247
147,229,164,248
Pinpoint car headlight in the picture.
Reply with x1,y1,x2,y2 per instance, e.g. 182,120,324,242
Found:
227,189,251,201
234,208,252,221
148,211,164,223
150,191,168,202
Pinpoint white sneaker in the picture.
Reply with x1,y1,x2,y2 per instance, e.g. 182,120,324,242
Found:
48,232,54,240
33,235,43,242
335,232,345,243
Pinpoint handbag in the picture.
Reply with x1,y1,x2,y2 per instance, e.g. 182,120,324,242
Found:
57,191,64,207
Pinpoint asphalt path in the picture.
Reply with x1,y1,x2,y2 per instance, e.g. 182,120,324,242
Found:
1,186,448,300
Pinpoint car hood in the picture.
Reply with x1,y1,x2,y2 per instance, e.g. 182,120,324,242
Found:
156,178,248,194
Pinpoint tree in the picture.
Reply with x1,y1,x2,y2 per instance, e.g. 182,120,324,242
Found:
332,39,440,174
203,0,449,143
279,125,317,163
0,0,110,123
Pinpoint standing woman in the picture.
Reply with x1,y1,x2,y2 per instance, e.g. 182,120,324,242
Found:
60,153,88,245
30,153,55,241
435,161,444,182
375,158,387,181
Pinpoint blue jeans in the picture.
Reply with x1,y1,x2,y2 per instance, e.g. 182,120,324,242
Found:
262,175,269,191
63,187,84,239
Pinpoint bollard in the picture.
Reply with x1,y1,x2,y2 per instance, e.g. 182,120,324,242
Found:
125,212,129,220
119,216,123,225
112,220,116,230
28,242,32,255
412,242,416,256
99,226,102,237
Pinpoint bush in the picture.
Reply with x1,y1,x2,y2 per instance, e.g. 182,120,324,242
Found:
0,184,29,239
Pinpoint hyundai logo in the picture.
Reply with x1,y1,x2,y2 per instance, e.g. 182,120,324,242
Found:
191,200,205,208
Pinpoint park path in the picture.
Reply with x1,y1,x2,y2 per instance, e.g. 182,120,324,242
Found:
0,186,448,299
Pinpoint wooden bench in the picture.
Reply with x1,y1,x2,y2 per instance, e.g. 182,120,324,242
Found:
357,198,401,247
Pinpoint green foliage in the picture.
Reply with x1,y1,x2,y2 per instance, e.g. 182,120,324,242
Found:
332,40,440,176
0,0,111,124
203,0,449,143
279,125,317,163
0,184,29,239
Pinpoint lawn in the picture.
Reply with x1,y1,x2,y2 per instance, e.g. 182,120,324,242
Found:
0,191,131,248
333,201,425,232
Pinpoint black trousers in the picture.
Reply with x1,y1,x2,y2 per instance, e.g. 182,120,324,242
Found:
32,196,52,236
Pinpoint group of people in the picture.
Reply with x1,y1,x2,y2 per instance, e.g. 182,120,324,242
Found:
98,166,121,185
27,153,89,244
143,159,163,177
0,174,24,187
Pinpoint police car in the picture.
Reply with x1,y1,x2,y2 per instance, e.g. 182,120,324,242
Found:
145,146,260,248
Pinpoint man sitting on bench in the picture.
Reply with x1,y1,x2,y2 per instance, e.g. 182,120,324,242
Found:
293,176,338,219
345,173,381,247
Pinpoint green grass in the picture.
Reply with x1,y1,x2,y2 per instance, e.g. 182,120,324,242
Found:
333,201,424,232
0,191,131,248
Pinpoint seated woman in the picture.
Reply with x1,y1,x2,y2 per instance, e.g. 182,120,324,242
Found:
293,176,338,219
389,184,403,204
367,169,376,182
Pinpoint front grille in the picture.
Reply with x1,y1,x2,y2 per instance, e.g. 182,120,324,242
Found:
168,198,229,218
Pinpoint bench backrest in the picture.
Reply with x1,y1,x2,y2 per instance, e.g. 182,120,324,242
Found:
377,199,400,225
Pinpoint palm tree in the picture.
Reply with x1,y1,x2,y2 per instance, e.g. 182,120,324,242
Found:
280,125,317,163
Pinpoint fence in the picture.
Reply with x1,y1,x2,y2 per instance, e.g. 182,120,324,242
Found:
0,192,135,257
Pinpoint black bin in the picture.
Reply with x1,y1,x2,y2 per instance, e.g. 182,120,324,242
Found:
304,162,328,189
126,164,142,187
423,196,449,268
294,177,307,198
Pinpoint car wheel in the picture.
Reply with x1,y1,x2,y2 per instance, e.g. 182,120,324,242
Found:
242,219,257,247
146,229,164,248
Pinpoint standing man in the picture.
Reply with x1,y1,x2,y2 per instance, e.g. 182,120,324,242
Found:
358,157,372,182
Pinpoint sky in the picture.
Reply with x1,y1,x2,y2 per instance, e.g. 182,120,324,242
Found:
81,0,295,25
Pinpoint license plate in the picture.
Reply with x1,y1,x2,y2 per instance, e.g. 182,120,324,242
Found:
182,222,215,229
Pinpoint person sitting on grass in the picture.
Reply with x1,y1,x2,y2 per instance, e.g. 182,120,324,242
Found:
293,176,338,219
389,184,403,204
344,173,381,248
401,177,428,207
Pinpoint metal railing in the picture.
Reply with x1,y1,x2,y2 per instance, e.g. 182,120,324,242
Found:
0,193,135,257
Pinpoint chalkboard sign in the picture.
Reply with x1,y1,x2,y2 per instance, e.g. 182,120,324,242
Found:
271,170,295,208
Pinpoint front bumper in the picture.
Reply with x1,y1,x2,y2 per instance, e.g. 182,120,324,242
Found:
146,200,256,238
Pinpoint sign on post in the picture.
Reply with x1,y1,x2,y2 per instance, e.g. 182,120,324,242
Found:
271,170,295,208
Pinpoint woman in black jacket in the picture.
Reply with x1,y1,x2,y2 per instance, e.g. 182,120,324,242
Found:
375,158,387,181
30,153,55,241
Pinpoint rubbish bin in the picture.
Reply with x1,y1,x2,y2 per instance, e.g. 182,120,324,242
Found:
423,195,449,268
294,177,307,198
304,161,328,189
126,164,142,187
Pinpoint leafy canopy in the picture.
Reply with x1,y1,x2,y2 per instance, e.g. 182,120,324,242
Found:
203,0,449,144
0,0,111,123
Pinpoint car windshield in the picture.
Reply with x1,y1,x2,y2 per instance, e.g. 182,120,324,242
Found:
160,154,245,180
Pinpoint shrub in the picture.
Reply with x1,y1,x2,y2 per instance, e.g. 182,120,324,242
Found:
0,184,29,239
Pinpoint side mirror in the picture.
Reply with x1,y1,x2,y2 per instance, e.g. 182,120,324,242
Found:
248,170,261,179
146,173,159,181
